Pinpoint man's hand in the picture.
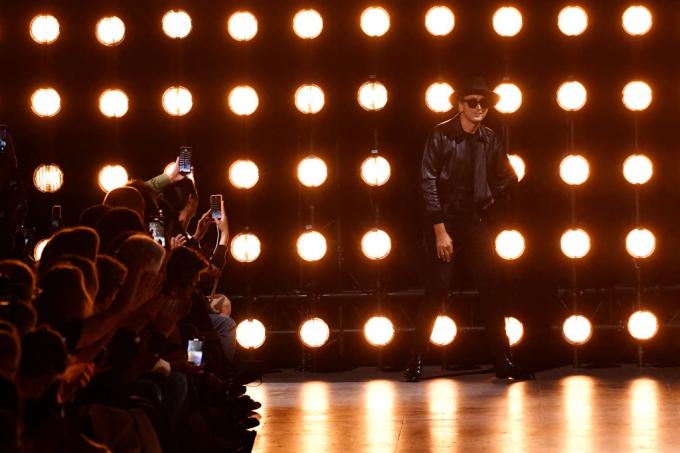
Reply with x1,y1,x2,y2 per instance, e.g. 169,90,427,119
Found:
167,157,184,183
434,223,453,263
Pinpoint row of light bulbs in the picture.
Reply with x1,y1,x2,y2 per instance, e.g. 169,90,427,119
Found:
234,309,660,350
25,79,656,118
25,5,655,46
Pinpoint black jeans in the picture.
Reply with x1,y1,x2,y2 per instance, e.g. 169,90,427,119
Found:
415,215,509,357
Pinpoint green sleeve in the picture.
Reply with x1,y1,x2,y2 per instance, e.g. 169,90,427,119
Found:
145,174,171,193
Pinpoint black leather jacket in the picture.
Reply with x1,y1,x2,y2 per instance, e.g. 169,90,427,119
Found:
421,114,517,225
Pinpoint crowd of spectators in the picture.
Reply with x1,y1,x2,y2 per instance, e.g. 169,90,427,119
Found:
1,129,261,452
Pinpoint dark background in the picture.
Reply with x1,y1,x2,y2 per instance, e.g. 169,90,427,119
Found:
2,1,680,368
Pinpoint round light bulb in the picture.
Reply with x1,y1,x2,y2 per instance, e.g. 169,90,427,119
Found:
622,5,652,36
296,230,327,262
236,319,266,349
297,156,328,188
360,154,391,187
562,315,593,345
33,164,64,193
559,155,590,186
623,154,653,185
360,7,390,37
361,228,392,260
425,6,455,36
625,228,655,259
31,88,61,117
560,228,591,259
34,239,49,262
364,316,395,346
230,232,262,263
358,81,388,111
425,82,454,113
30,14,60,44
494,83,522,113
300,317,330,348
493,6,523,37
228,86,259,116
228,11,258,41
162,10,192,39
99,89,129,118
295,84,325,114
430,315,457,346
96,16,126,46
508,154,526,182
228,159,259,189
98,164,128,193
627,310,658,340
293,9,323,39
505,317,524,346
558,6,588,36
557,81,587,111
162,86,193,116
495,230,525,260
622,81,652,111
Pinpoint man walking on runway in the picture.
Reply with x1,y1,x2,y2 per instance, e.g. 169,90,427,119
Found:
406,76,534,382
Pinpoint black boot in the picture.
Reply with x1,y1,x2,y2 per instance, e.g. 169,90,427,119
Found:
494,351,535,381
404,353,424,382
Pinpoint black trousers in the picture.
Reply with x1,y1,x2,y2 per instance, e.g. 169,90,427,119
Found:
415,215,510,357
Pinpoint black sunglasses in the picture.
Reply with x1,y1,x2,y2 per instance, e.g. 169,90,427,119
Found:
463,98,489,109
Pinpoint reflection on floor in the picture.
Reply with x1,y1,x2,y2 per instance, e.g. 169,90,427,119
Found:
247,365,680,452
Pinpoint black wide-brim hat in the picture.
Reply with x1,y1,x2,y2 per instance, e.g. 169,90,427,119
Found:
450,76,500,106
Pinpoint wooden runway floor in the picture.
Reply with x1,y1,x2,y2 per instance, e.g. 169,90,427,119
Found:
246,365,680,453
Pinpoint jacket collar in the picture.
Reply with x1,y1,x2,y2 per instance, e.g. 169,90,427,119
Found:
446,113,485,142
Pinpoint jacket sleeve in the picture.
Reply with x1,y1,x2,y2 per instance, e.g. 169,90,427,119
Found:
490,134,518,197
145,174,172,193
421,130,446,225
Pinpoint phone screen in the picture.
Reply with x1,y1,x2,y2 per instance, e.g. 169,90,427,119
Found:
187,339,203,366
0,125,8,152
210,194,222,220
149,221,166,247
179,146,192,175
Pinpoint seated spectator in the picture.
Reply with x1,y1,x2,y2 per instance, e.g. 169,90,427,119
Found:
94,207,146,254
103,186,146,222
37,226,100,266
78,204,111,229
94,255,127,313
0,259,36,303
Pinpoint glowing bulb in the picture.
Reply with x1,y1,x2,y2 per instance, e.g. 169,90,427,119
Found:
360,154,391,186
33,164,64,193
558,6,588,36
505,317,524,346
295,84,325,114
34,239,49,262
623,154,653,185
557,81,587,111
508,154,526,182
96,16,126,46
562,315,593,345
228,86,259,116
495,230,525,260
364,316,395,346
560,228,591,259
493,6,523,37
425,82,454,113
297,230,327,261
622,81,652,111
494,83,522,113
31,88,61,117
30,14,60,44
361,228,392,260
162,86,193,116
228,11,258,41
162,10,192,39
622,5,652,36
625,228,655,259
228,160,259,189
99,89,129,118
236,319,266,349
300,317,330,348
358,81,388,111
293,9,323,39
430,315,457,346
425,6,455,36
627,310,658,340
559,155,590,186
297,156,328,187
230,233,261,263
360,7,390,37
98,165,128,193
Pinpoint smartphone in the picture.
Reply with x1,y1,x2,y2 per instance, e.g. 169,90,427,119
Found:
149,220,166,247
178,146,193,175
187,338,203,366
0,125,8,153
210,194,223,221
50,205,63,232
